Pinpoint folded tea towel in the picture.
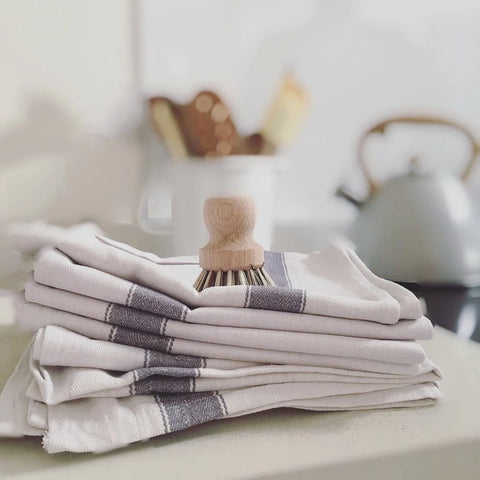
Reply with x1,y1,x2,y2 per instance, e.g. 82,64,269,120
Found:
27,362,440,405
39,384,440,454
0,337,441,453
19,326,441,404
24,277,433,341
34,325,257,371
27,363,441,404
33,236,422,322
33,325,440,377
18,302,427,365
0,236,442,453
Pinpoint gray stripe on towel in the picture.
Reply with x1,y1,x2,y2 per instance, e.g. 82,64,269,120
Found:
246,286,306,313
108,304,166,334
154,392,226,433
264,251,290,288
113,326,172,352
147,350,204,369
134,376,192,394
129,285,186,320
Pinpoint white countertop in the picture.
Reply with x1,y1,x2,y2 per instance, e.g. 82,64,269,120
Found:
0,293,479,480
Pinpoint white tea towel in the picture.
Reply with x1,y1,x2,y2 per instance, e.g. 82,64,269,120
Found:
26,342,441,405
21,328,441,405
38,382,439,453
33,325,256,371
0,340,440,453
27,364,440,405
0,235,442,454
33,236,422,322
18,302,427,365
27,366,440,405
33,325,439,377
24,277,433,340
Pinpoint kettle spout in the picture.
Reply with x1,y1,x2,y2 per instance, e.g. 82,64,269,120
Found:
335,185,364,208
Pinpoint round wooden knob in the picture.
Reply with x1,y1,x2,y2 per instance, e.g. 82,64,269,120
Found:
199,197,264,271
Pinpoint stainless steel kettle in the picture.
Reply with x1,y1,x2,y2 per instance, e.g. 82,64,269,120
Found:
338,116,480,286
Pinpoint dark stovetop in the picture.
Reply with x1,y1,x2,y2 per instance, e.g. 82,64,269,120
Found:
403,284,480,343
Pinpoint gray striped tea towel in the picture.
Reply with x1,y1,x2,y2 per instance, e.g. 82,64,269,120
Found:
30,325,441,377
17,302,427,366
0,236,442,453
0,329,441,453
32,236,422,323
24,277,433,341
22,327,440,405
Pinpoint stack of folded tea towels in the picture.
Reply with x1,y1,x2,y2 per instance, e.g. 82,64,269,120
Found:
0,235,441,453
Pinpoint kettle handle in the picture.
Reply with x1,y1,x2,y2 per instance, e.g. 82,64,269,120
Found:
358,116,480,192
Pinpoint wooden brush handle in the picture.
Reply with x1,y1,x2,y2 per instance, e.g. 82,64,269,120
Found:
199,197,264,271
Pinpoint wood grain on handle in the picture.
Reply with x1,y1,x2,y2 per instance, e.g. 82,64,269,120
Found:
199,197,264,271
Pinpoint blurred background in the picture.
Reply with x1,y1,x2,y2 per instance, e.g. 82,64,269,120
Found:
1,0,480,273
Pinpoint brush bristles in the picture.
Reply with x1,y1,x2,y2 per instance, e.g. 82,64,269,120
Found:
193,265,275,292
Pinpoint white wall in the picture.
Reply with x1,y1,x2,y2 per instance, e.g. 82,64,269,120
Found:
139,0,480,223
0,0,142,224
1,0,479,229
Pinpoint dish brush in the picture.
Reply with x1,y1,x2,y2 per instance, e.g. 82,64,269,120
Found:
193,196,275,291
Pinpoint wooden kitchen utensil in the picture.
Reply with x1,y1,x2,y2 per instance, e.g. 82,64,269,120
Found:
149,97,190,159
193,196,275,291
260,75,309,149
177,91,240,157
